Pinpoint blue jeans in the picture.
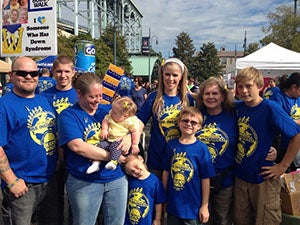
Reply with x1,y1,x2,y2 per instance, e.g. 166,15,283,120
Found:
1,176,58,225
66,174,128,225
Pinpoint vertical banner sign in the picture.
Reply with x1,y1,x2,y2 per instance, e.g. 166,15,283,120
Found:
142,37,150,54
74,40,96,73
1,0,57,57
101,64,124,104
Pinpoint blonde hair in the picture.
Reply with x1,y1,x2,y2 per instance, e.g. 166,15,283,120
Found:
197,76,235,112
178,106,203,125
235,67,264,88
112,96,137,117
152,59,189,115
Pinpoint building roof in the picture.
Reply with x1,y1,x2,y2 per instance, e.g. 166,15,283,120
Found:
218,50,244,58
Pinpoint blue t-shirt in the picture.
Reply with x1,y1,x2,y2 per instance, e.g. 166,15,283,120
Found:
137,91,195,170
131,87,147,111
270,90,300,150
161,139,215,219
263,86,279,99
270,90,300,121
116,75,134,97
37,76,56,93
196,109,238,189
0,92,57,185
3,82,13,95
41,86,78,116
58,103,125,182
125,173,166,225
235,99,300,184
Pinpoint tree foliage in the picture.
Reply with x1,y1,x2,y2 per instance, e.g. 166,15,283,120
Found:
245,42,260,55
172,32,196,74
260,5,300,51
56,27,131,78
194,42,222,81
100,25,132,74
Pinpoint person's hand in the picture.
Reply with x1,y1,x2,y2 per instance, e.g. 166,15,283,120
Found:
199,206,209,223
9,178,28,198
260,163,287,180
100,129,108,140
152,219,161,225
118,154,127,164
117,134,132,155
131,144,140,155
265,146,277,161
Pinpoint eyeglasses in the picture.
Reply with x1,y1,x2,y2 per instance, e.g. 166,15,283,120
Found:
13,70,39,78
180,119,199,126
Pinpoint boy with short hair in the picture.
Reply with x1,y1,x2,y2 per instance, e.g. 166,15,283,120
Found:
161,106,215,224
234,67,300,225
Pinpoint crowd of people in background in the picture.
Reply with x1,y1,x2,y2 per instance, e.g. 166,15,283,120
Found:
0,55,299,225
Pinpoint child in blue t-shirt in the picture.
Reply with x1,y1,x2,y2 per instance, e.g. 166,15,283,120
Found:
161,106,215,224
123,154,166,225
234,67,300,225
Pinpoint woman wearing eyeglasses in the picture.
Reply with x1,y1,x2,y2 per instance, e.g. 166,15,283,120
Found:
137,58,194,178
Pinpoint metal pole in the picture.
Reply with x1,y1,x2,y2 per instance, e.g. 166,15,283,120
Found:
148,27,151,82
295,0,298,15
113,0,117,65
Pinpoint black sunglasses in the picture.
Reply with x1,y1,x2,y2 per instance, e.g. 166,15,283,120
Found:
180,119,199,126
13,70,39,78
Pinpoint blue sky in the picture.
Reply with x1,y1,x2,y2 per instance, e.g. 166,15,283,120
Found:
134,0,295,58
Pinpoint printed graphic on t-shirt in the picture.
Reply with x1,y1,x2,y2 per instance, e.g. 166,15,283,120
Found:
171,152,193,191
27,106,56,155
196,122,229,162
290,103,300,120
158,101,183,142
236,116,257,163
52,97,74,114
83,122,101,145
127,187,150,224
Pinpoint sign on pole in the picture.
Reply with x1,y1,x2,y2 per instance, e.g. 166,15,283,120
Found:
1,0,57,56
101,64,124,104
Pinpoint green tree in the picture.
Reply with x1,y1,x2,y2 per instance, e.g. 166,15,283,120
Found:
56,31,125,77
245,42,260,55
172,32,196,74
260,5,300,51
194,42,222,81
100,25,132,74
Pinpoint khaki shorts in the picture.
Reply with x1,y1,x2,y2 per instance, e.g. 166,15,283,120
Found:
234,177,282,225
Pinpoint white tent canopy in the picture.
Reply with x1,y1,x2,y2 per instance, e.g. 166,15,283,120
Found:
236,42,300,76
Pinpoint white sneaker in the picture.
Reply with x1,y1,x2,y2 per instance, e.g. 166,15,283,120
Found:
105,161,117,170
86,161,100,174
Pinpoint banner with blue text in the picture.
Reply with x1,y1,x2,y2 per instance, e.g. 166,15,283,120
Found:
1,0,57,56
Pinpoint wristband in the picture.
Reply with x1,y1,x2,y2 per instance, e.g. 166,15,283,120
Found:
7,178,19,189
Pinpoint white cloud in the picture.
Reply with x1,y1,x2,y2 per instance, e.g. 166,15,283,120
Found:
133,0,292,57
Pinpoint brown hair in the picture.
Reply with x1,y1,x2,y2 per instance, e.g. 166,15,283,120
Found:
74,73,102,95
52,55,74,71
197,76,235,112
178,106,203,125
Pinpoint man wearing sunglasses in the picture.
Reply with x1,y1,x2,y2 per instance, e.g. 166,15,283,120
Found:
0,56,58,225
